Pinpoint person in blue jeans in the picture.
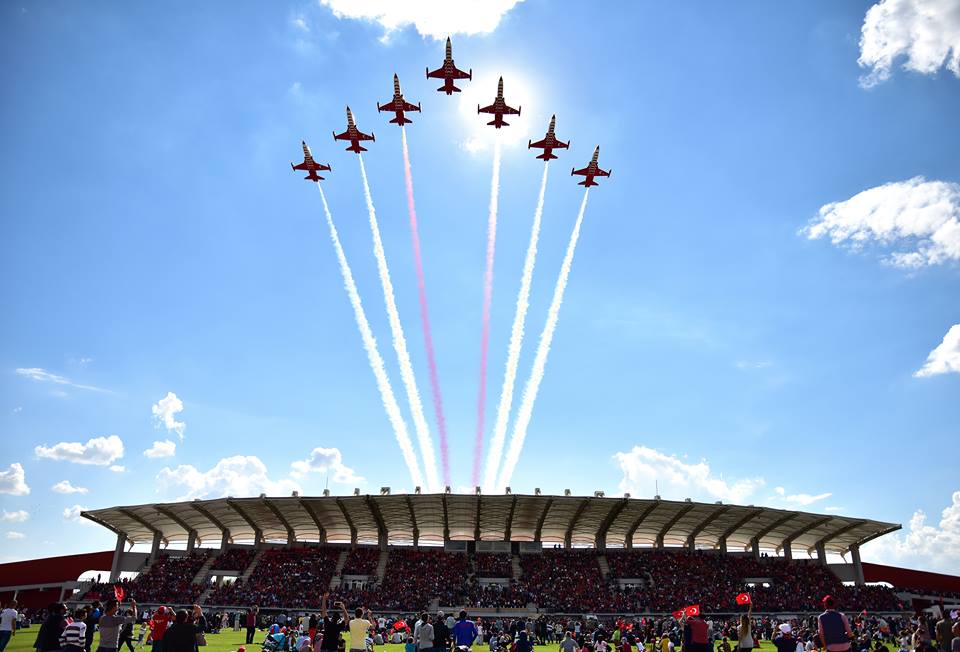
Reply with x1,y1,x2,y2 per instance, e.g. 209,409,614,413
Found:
0,600,19,652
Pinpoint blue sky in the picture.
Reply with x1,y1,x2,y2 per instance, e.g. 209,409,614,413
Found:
1,0,959,574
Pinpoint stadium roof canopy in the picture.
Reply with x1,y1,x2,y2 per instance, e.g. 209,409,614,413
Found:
82,494,899,556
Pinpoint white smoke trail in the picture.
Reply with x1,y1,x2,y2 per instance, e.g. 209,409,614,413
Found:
316,185,424,489
482,162,550,492
357,155,440,493
496,189,590,490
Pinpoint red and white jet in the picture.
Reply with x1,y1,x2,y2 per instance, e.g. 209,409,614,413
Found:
528,115,570,161
377,74,421,126
332,107,375,154
426,37,472,95
478,77,521,129
571,147,611,187
291,141,331,182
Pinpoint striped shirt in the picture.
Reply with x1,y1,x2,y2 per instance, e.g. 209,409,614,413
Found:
61,621,88,650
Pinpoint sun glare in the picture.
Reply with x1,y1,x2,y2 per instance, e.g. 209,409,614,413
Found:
457,70,540,152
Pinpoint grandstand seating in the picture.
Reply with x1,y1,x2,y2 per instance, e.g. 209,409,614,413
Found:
211,547,256,572
125,550,211,604
341,547,380,575
205,547,339,608
475,553,513,578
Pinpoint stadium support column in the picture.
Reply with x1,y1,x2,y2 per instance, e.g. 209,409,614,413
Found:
783,544,792,562
719,537,727,555
110,533,126,582
186,531,197,552
149,531,162,563
254,530,263,548
850,544,865,585
750,537,760,561
816,542,827,566
220,531,230,550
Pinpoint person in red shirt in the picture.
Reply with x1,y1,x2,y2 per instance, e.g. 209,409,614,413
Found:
148,607,174,652
621,637,632,652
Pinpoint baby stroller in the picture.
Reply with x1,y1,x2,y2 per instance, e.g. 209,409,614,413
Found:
263,633,288,652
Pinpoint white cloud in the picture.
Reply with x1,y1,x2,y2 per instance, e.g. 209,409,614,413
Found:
772,486,833,506
804,177,960,268
109,465,125,473
5,531,25,540
12,407,22,414
292,15,309,32
858,0,960,87
15,367,109,393
62,505,90,523
35,435,124,466
156,455,299,501
2,510,29,523
51,480,88,494
459,136,488,154
152,392,185,441
143,439,176,459
614,445,764,504
914,323,960,377
864,490,960,574
0,463,30,495
290,447,363,483
319,0,524,40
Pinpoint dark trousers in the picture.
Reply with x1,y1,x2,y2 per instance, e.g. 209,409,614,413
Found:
119,636,135,652
246,627,256,644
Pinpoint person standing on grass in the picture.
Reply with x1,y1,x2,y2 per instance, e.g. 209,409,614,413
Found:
737,606,754,652
416,614,434,652
321,594,348,652
348,607,374,652
817,596,852,652
453,612,478,650
98,599,138,652
36,603,69,652
61,607,89,652
0,600,18,652
245,608,258,646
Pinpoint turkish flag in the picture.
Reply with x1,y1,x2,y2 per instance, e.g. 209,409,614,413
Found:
114,585,125,602
684,605,701,617
672,610,684,620
736,593,751,606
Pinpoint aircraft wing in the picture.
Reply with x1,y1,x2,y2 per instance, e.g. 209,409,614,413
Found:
333,130,351,141
451,66,471,79
529,137,549,149
478,103,497,114
595,167,611,177
292,161,310,171
572,166,591,176
426,67,445,79
357,130,375,141
401,100,420,112
503,104,520,116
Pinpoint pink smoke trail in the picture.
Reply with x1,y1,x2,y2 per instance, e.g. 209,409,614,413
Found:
401,127,450,487
497,189,590,490
473,135,503,487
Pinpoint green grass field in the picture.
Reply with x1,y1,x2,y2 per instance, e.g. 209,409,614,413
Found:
0,631,819,652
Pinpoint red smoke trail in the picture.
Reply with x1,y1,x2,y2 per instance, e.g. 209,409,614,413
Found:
473,135,503,486
401,127,450,487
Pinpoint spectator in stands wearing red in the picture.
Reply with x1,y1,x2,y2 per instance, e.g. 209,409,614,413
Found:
818,596,852,652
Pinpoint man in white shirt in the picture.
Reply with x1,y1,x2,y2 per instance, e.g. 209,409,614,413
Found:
348,607,374,652
0,600,18,652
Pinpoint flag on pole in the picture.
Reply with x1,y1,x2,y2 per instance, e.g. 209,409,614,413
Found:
114,585,125,602
736,593,751,606
685,605,701,617
672,610,684,620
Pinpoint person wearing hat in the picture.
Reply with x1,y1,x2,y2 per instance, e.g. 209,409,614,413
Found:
773,624,795,652
817,596,852,652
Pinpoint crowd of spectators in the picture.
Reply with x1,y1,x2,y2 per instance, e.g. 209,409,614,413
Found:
206,548,339,608
123,551,211,604
211,547,257,572
474,553,513,578
375,549,470,610
341,548,381,576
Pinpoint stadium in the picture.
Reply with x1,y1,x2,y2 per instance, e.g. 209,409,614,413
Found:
2,492,958,617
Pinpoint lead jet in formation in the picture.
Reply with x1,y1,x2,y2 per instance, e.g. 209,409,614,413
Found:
426,37,472,95
571,146,611,187
478,77,521,129
377,74,421,126
333,107,375,153
291,141,331,182
528,115,570,160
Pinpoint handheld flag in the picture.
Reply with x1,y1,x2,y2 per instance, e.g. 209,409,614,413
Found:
684,605,701,617
736,593,751,606
672,610,684,620
114,585,125,602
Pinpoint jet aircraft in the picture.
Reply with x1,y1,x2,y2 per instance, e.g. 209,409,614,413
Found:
333,107,375,153
377,74,421,126
426,37,472,95
478,77,521,129
528,115,570,160
291,141,331,182
571,147,611,187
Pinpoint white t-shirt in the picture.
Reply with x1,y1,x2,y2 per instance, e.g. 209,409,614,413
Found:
349,619,372,649
0,608,18,632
